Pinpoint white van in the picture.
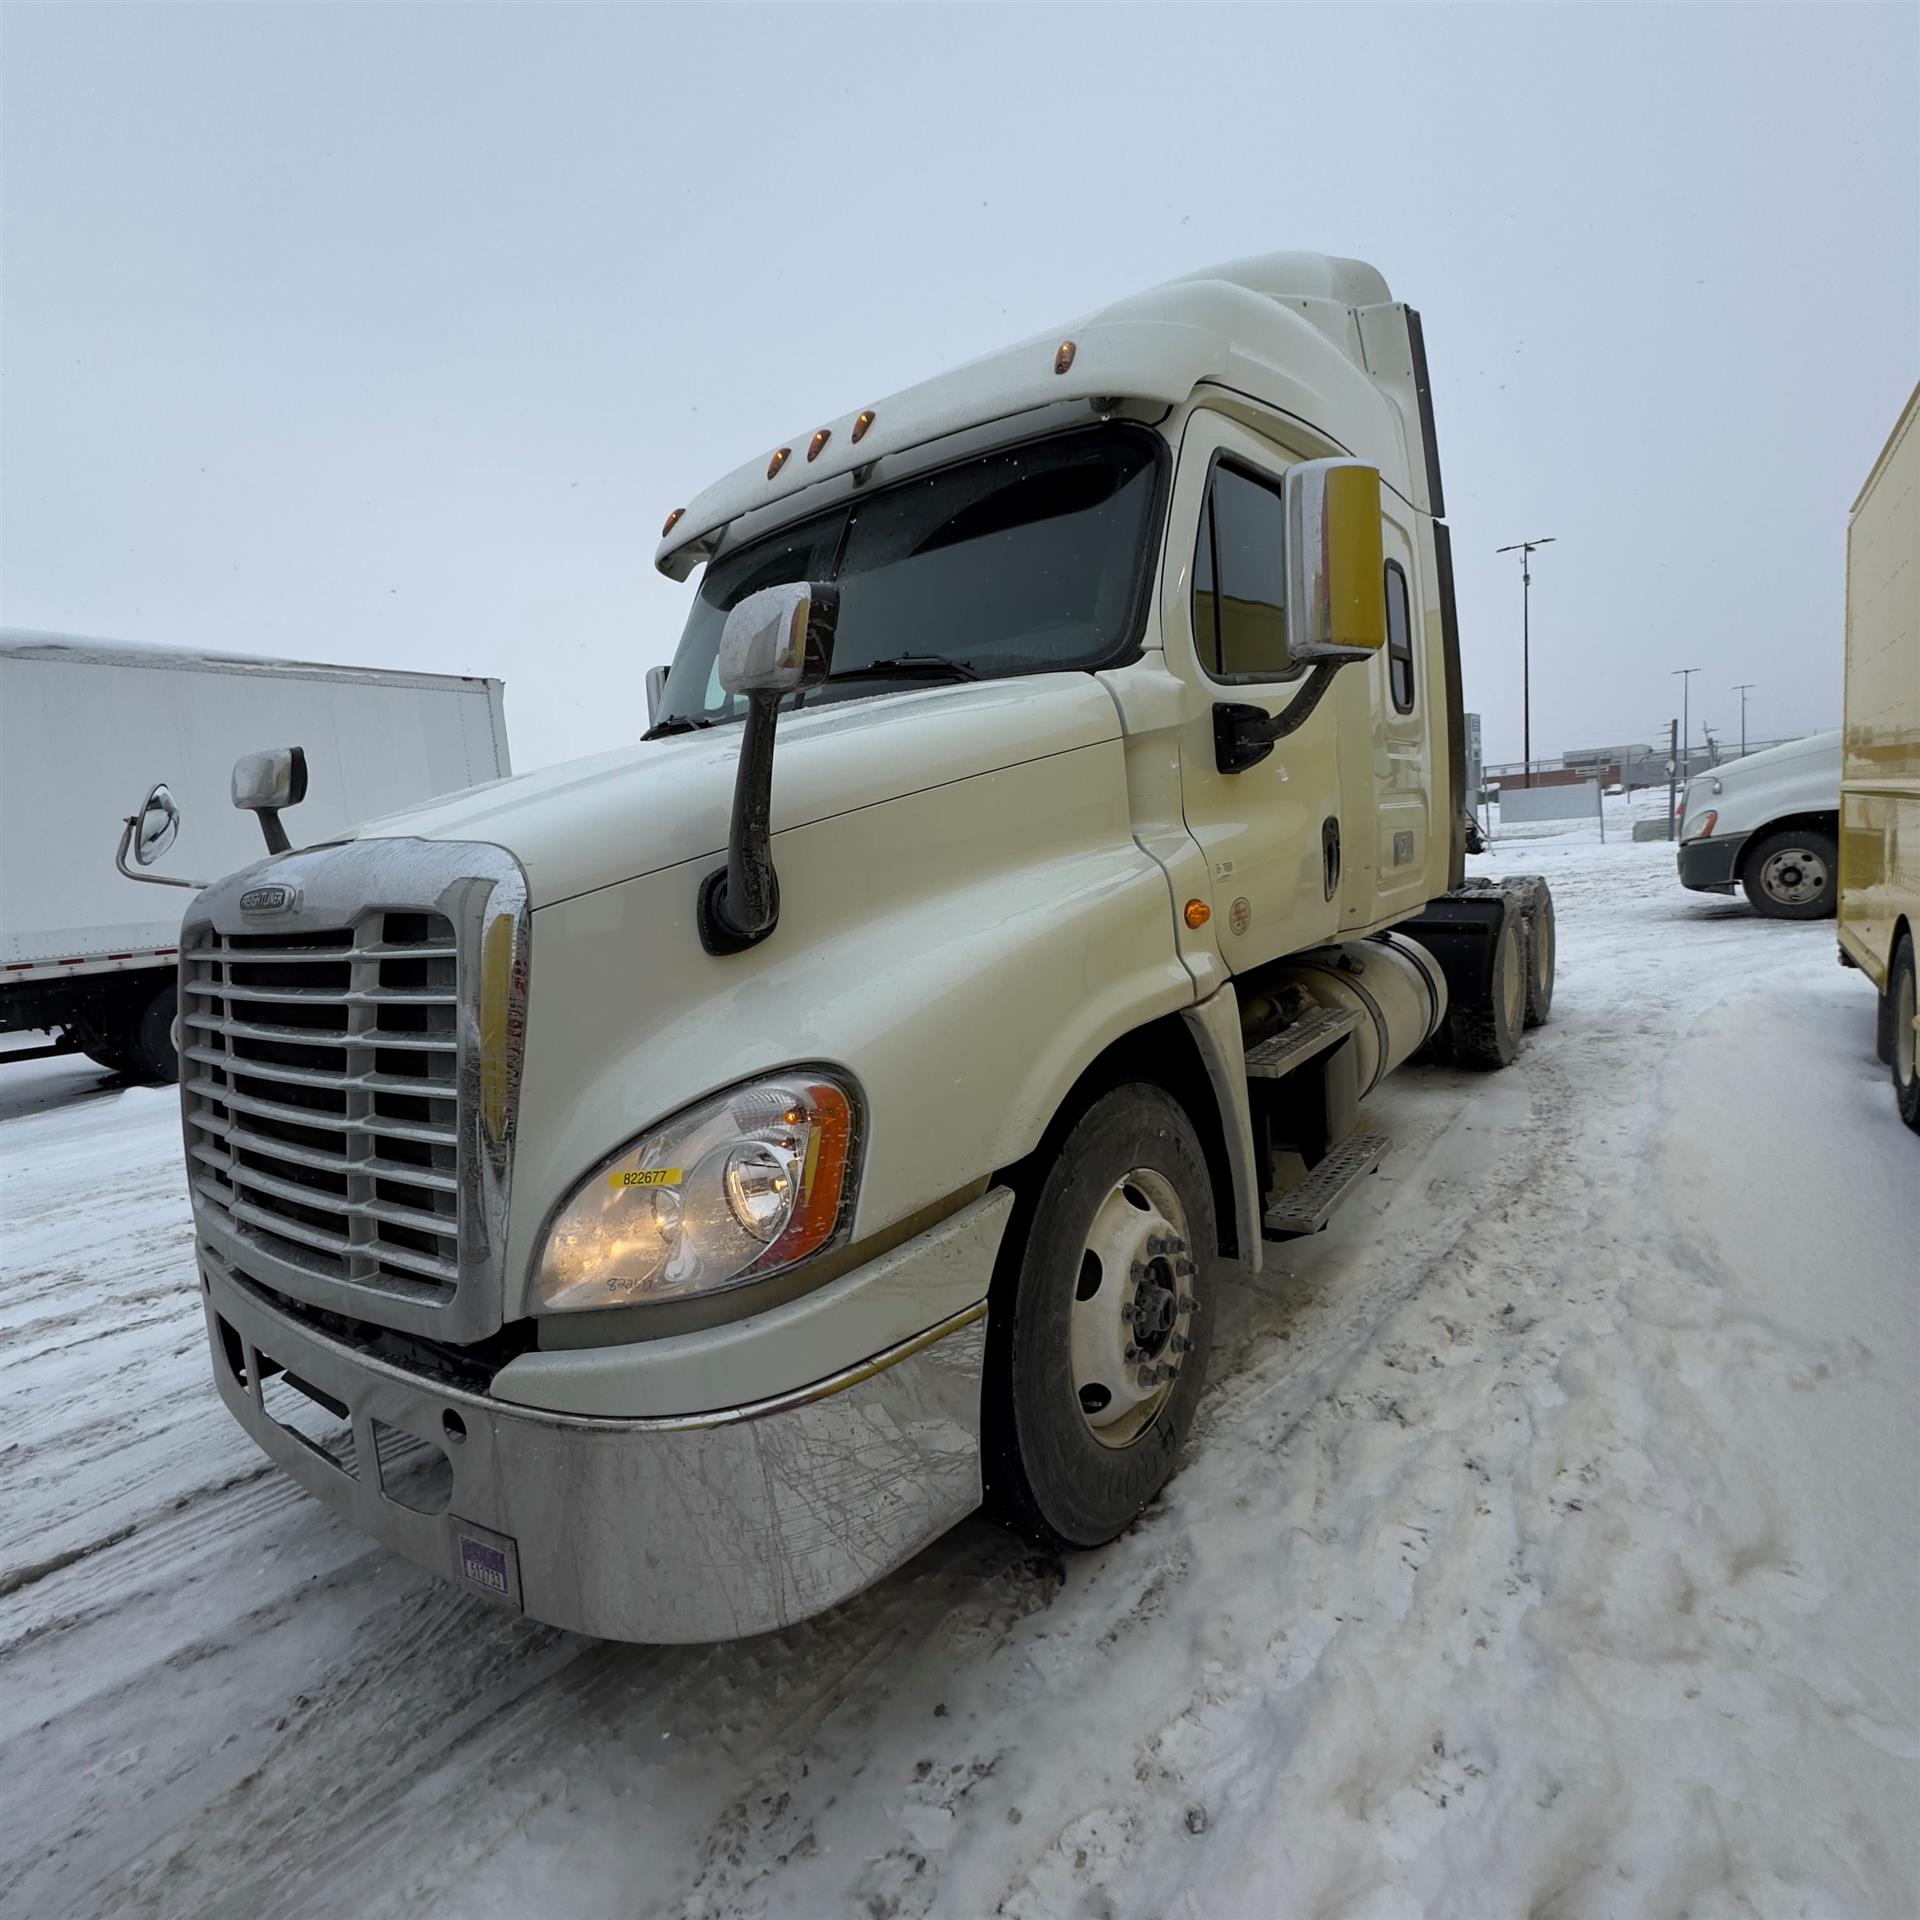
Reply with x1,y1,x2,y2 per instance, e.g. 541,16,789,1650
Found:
1677,730,1842,920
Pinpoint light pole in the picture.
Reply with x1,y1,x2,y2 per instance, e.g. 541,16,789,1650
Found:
1672,667,1699,780
1496,538,1555,786
1732,682,1754,758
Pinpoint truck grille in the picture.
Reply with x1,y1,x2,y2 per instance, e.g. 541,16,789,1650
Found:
182,914,463,1305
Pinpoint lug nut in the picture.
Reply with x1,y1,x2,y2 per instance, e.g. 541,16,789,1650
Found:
1124,1344,1140,1362
1177,1295,1197,1312
1175,1257,1196,1277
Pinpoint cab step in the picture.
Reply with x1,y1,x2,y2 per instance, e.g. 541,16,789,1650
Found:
1243,1005,1361,1080
1262,1131,1388,1238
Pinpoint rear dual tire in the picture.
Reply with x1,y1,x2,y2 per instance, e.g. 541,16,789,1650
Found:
1445,906,1528,1069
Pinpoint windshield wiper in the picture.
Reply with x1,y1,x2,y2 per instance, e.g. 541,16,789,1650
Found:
643,715,719,738
824,655,980,686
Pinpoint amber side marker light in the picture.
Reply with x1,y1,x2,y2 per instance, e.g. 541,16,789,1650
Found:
1054,340,1077,375
767,447,792,480
852,409,876,444
807,429,831,462
661,507,685,538
1184,898,1211,929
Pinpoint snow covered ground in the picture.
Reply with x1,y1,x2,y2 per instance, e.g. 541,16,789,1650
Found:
4,815,1915,1920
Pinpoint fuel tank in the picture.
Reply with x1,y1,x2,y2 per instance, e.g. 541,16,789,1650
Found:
1242,933,1448,1096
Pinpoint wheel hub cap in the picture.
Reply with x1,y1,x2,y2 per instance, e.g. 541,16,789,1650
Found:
1761,847,1827,905
1069,1170,1198,1449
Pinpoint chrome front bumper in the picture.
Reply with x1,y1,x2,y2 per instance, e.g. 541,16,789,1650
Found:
201,1253,988,1643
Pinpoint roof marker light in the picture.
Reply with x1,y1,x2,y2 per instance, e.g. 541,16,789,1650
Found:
767,447,792,480
1054,340,1077,375
807,429,831,462
852,410,876,444
662,507,686,538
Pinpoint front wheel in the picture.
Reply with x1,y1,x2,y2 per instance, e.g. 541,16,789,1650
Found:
983,1083,1218,1551
1889,933,1919,1134
1741,827,1837,921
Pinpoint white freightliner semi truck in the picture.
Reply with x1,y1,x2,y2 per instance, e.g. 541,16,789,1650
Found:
177,254,1556,1642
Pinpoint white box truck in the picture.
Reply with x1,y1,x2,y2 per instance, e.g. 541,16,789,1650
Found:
0,633,509,1080
179,253,1557,1642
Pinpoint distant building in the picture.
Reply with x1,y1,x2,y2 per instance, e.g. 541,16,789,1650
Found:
1563,743,1653,775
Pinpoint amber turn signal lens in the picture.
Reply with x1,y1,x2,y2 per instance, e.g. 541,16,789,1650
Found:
1054,340,1076,375
765,1079,855,1270
661,507,685,538
1184,899,1211,929
852,409,876,444
807,429,831,462
767,447,792,480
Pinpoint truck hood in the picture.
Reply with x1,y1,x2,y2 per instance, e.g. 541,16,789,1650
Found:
347,673,1122,908
1709,728,1841,782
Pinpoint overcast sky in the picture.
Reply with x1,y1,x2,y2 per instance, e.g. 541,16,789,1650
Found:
5,2,1915,772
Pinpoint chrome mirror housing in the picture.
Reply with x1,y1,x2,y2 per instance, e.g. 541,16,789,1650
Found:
717,582,837,697
231,746,308,813
132,783,181,867
232,745,309,856
1283,459,1388,666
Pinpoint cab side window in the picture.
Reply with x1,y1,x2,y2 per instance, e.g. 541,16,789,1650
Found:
1191,462,1290,679
1385,558,1415,713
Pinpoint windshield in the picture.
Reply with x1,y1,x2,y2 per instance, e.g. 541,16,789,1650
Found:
653,424,1163,729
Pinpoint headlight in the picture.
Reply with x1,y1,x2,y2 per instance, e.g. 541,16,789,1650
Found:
534,1072,858,1313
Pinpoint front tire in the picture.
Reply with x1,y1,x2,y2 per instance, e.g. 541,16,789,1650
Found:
1888,932,1919,1134
1741,827,1837,921
983,1083,1218,1552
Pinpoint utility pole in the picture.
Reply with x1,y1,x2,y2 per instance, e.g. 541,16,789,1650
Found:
1671,667,1699,783
1732,682,1754,758
1667,718,1680,841
1496,537,1555,786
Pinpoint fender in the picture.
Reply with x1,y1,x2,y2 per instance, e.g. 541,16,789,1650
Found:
1178,985,1263,1277
502,738,1198,1317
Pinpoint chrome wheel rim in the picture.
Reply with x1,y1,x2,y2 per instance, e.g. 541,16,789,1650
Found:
1068,1168,1196,1449
1760,846,1828,907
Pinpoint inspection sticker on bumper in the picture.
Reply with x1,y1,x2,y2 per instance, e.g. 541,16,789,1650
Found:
610,1168,681,1189
453,1521,522,1609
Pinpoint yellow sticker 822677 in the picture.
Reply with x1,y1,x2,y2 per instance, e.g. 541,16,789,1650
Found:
609,1168,682,1190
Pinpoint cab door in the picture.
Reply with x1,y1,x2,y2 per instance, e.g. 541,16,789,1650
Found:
1369,509,1432,924
1171,413,1346,973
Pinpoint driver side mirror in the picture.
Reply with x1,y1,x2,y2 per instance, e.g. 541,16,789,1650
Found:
1212,460,1387,774
1283,459,1387,666
232,746,308,856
